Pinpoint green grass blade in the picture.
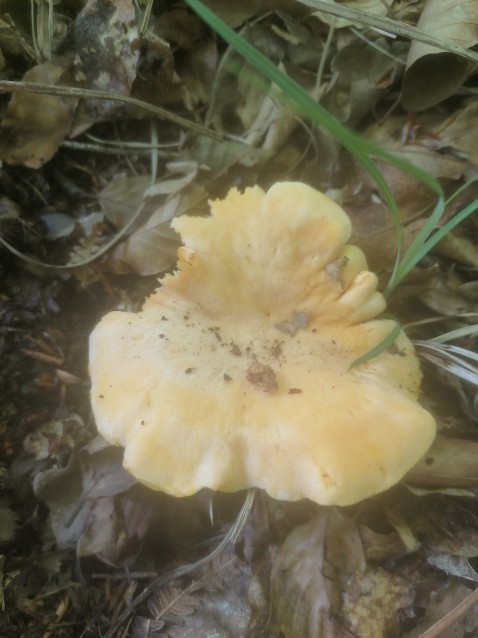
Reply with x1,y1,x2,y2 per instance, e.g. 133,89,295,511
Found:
185,0,441,193
349,320,401,368
395,197,478,283
420,197,478,255
186,0,458,364
185,0,445,298
384,197,445,297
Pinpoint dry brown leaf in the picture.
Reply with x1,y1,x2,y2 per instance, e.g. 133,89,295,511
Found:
163,553,251,637
33,437,137,550
190,135,269,173
313,0,388,29
0,58,78,168
103,183,207,275
408,435,478,488
208,16,312,151
0,0,139,167
427,505,478,559
77,492,154,566
323,38,398,126
262,511,340,638
403,580,478,638
250,509,415,637
359,525,407,562
363,116,469,180
345,167,435,282
438,99,478,169
427,551,478,582
0,13,34,57
71,0,140,131
326,510,414,638
435,232,478,268
402,0,478,111
99,175,152,229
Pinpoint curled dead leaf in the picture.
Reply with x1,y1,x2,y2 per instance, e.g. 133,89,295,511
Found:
408,435,478,488
0,59,78,168
402,0,478,111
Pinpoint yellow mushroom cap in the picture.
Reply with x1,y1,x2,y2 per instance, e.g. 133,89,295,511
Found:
89,182,436,506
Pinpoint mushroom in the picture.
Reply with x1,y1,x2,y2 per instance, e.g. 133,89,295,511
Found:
89,182,435,506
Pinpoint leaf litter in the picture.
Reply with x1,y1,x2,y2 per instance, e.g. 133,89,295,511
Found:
1,0,478,636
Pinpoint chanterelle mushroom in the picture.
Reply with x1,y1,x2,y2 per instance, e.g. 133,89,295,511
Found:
89,182,435,506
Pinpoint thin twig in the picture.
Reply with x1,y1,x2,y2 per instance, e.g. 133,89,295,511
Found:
139,0,154,36
0,196,146,270
0,80,222,141
61,140,175,156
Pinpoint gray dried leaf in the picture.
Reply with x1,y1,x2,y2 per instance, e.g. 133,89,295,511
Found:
149,584,201,624
40,212,76,240
427,550,478,582
402,0,478,110
33,439,136,550
141,550,250,638
132,616,166,638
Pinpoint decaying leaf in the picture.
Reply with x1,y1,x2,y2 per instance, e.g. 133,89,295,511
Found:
363,116,469,180
131,616,166,638
207,14,317,153
402,0,478,111
434,229,478,269
257,511,338,638
323,38,399,126
136,550,251,637
98,175,152,229
77,492,154,566
23,413,90,461
403,580,478,638
408,435,478,487
0,14,33,58
427,550,478,582
190,135,269,174
326,510,414,638
33,436,138,556
72,0,140,128
438,99,478,169
0,58,78,168
0,0,140,168
103,183,207,275
250,509,417,638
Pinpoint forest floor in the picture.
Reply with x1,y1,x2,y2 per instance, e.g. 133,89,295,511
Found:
1,1,478,637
